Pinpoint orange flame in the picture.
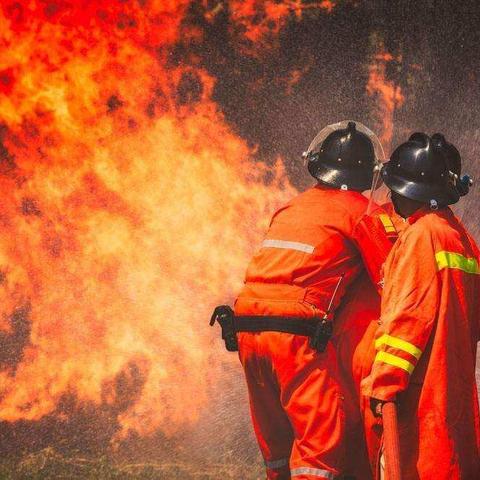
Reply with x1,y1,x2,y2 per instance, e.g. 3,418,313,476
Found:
229,0,335,54
366,50,405,153
0,0,296,441
0,1,411,450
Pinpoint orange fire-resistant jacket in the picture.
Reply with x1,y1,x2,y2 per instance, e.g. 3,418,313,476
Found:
235,185,396,479
362,207,480,479
235,185,396,319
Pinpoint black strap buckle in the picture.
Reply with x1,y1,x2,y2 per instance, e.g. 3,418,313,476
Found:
309,317,333,353
210,305,238,352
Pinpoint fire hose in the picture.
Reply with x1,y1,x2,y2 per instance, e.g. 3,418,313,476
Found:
382,401,402,480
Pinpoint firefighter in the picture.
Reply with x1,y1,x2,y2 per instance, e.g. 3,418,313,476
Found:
211,121,397,479
361,132,480,479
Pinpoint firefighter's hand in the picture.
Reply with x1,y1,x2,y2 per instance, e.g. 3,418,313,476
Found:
370,397,386,418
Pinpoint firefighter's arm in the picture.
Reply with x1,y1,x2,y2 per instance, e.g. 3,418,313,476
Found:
361,227,440,402
351,207,398,289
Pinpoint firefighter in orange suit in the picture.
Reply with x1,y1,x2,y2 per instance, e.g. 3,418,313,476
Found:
212,121,397,480
362,132,480,479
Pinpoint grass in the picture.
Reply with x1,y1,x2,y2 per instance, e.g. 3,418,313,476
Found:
0,448,265,479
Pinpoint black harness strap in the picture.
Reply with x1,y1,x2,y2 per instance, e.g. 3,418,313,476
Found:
234,315,319,337
210,305,332,353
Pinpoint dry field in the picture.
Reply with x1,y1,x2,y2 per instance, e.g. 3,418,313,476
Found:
0,448,264,479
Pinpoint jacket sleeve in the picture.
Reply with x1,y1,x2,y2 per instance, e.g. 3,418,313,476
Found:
361,226,440,401
351,207,398,289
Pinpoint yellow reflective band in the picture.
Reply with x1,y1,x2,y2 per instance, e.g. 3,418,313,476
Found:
435,251,480,275
379,214,396,233
374,351,415,374
375,334,422,360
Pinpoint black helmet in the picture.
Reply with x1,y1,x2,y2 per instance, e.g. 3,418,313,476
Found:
382,132,472,208
304,121,382,191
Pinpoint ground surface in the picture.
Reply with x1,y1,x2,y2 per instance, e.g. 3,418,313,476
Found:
0,448,264,479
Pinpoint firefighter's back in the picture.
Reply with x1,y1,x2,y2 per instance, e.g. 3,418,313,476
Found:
235,184,369,318
225,121,390,480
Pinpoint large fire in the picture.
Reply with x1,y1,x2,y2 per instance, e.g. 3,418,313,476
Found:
0,0,296,444
0,1,413,468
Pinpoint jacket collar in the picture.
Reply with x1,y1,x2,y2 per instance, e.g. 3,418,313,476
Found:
407,206,451,225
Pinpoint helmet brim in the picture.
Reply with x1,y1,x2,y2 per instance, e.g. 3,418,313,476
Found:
382,168,459,206
313,163,373,191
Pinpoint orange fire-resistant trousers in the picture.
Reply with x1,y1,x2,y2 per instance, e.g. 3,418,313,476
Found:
238,331,345,480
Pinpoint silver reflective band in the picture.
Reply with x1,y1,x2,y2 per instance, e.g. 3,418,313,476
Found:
379,451,385,480
290,467,335,478
265,458,289,469
262,239,315,254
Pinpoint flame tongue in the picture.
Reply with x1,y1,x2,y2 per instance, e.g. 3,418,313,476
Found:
0,0,296,441
367,50,405,153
